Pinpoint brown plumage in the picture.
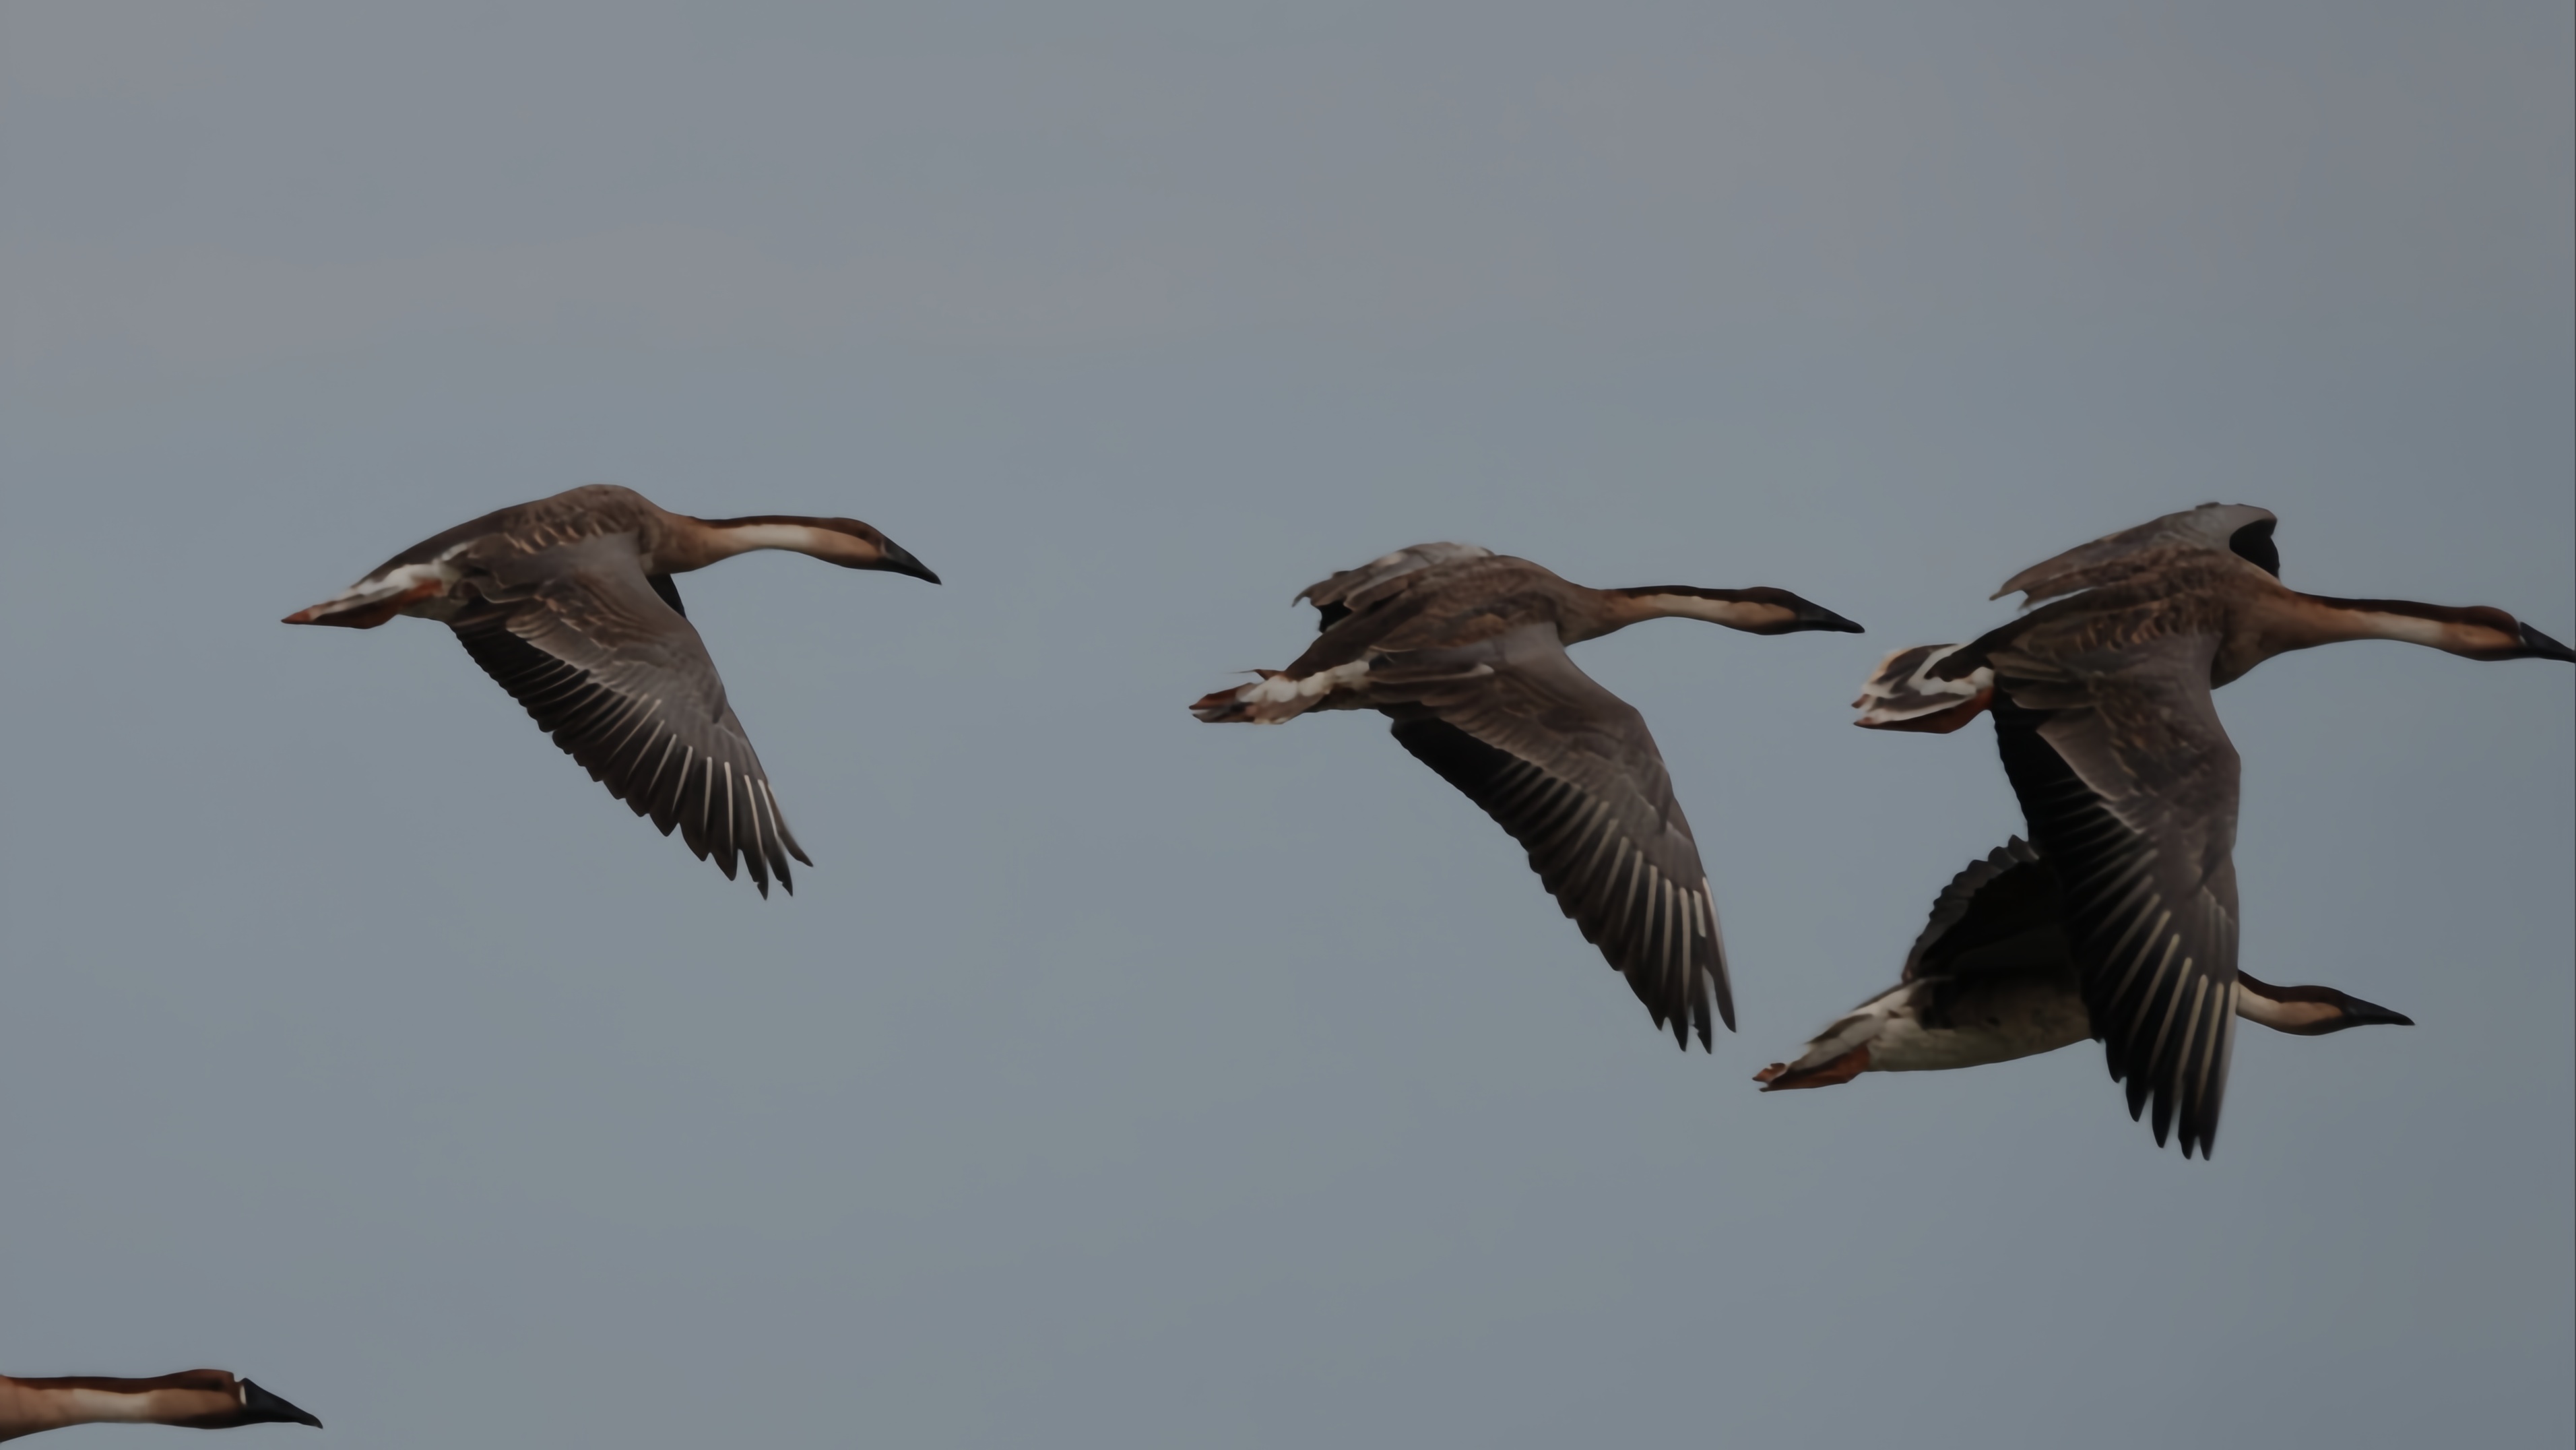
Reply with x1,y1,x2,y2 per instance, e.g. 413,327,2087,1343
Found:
0,1370,320,1442
1193,542,1864,1049
284,484,938,895
1753,837,2413,1095
1851,503,2573,1156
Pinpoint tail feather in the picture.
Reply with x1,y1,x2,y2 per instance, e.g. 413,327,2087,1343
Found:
1853,643,1994,732
282,561,464,629
1190,662,1372,723
1756,986,1909,1091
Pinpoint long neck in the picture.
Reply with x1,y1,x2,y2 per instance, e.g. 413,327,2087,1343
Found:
0,1377,226,1439
2253,592,2526,662
2230,979,2348,1034
1572,587,1811,643
657,514,870,573
2232,971,2410,1035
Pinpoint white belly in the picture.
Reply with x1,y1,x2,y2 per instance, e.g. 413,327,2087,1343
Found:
1867,975,2092,1073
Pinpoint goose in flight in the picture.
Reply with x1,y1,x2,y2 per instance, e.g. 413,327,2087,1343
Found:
285,484,938,895
1192,543,1863,1048
1852,503,2573,1156
1754,836,2412,1094
0,1370,320,1441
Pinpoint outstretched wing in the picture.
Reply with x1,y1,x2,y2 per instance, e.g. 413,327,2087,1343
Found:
449,533,809,895
1991,631,2241,1157
1901,837,2061,981
1382,625,1729,1048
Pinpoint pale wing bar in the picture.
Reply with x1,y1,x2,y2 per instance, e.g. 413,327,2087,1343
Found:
452,610,810,895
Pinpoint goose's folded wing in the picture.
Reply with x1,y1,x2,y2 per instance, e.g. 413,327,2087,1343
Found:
1380,626,1730,1048
1993,503,2278,604
449,535,808,894
1298,542,1491,630
1991,631,2241,1156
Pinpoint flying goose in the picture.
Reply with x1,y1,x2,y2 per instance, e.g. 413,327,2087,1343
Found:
1851,503,2573,1156
0,1370,320,1441
285,484,938,895
1754,836,2412,1093
1192,543,1863,1048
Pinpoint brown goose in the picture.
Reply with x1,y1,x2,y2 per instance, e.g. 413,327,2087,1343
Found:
1754,836,2412,1093
1192,543,1863,1048
285,484,938,895
1851,503,2573,1156
0,1370,320,1441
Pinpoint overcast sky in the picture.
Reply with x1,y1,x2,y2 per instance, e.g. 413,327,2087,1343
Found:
1,4,2569,1447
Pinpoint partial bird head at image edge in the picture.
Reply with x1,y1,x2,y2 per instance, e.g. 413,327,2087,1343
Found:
0,1370,321,1442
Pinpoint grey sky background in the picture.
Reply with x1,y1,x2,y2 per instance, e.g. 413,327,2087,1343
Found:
1,3,2569,1447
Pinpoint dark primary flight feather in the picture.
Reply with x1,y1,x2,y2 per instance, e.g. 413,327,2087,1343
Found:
1904,838,2042,981
450,532,808,895
1361,619,1729,1049
284,484,948,893
1386,637,1731,1047
1876,838,2078,1036
1197,541,1861,1050
1992,648,2243,1157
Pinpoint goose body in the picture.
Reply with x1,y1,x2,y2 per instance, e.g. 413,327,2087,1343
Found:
1192,543,1863,1048
0,1371,320,1442
1850,504,2571,1155
284,484,938,895
1755,838,2412,1092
